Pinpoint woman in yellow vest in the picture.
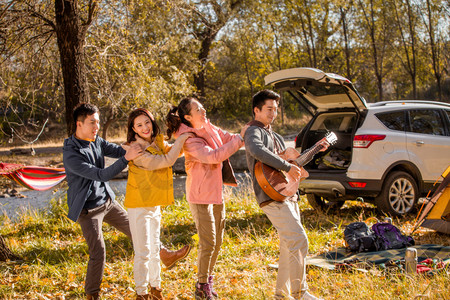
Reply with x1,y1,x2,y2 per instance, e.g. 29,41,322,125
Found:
124,108,192,300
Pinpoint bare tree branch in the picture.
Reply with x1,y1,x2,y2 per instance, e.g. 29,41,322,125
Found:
0,0,16,20
85,0,98,27
24,4,56,30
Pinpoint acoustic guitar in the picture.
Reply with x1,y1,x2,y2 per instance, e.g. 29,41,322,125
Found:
255,132,338,202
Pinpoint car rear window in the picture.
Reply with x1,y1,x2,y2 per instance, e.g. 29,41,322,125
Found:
375,111,405,131
312,113,356,133
304,85,346,97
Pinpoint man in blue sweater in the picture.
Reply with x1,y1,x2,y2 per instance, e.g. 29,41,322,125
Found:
63,103,142,299
63,103,189,299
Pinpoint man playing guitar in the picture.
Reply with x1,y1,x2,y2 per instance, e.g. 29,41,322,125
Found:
244,90,328,300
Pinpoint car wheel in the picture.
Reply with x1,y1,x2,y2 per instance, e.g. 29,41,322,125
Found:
306,194,345,212
375,171,418,216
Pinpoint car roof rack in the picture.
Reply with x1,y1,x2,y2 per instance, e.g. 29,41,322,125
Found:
369,100,450,108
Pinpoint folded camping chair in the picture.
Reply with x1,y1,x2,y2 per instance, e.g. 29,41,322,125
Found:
0,162,66,191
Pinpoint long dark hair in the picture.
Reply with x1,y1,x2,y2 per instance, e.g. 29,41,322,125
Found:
127,108,160,143
166,97,196,139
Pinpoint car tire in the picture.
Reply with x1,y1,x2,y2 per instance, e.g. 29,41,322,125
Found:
375,171,418,216
306,194,345,212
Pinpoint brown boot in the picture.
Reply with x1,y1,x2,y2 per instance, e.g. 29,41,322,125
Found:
86,292,100,300
136,294,150,300
150,287,164,300
160,244,191,269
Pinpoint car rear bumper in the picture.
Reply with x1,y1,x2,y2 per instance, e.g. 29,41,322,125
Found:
299,172,383,199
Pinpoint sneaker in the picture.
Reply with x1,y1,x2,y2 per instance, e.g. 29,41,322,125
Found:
195,282,214,300
207,275,218,298
300,291,323,300
160,244,191,269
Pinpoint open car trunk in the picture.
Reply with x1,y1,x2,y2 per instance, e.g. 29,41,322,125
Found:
296,110,364,172
264,68,368,173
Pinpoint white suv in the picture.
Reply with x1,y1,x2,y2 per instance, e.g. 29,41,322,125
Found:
265,68,450,216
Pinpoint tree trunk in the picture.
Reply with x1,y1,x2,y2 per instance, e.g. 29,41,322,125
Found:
55,0,89,136
296,3,314,67
340,7,352,81
0,235,20,262
393,0,417,99
101,107,116,140
194,29,216,98
425,0,442,101
360,0,385,102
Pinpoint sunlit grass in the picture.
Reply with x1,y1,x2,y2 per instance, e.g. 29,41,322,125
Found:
0,180,449,299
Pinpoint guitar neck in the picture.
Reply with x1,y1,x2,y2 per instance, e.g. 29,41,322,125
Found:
294,141,324,167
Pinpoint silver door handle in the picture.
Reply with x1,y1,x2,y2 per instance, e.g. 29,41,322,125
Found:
415,140,424,146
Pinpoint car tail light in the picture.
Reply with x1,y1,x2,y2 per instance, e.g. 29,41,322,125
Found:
353,135,386,148
348,182,367,188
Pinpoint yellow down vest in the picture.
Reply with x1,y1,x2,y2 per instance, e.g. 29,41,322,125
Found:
124,134,174,208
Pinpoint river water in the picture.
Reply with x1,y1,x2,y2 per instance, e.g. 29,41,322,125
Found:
0,173,251,222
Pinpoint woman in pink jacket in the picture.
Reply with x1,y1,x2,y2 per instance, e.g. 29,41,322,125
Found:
166,97,247,300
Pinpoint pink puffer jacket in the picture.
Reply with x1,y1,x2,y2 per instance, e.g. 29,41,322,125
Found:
175,121,243,204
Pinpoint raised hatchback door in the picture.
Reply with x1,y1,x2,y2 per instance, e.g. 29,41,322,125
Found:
264,67,367,113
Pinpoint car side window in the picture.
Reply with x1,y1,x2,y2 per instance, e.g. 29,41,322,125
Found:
375,111,405,131
408,109,445,136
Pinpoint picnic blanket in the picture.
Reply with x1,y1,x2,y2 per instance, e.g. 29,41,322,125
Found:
307,244,450,270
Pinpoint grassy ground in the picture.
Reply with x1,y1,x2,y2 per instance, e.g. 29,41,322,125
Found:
0,178,449,299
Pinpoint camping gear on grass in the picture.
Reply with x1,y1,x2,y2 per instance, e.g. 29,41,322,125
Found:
405,248,418,274
414,165,450,234
306,244,450,273
344,222,379,252
371,222,415,250
344,221,414,253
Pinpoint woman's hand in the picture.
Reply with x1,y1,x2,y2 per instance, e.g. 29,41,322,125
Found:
240,124,249,138
124,143,144,161
179,132,195,141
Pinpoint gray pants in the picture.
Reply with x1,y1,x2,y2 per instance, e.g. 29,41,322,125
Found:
189,203,225,283
77,198,131,295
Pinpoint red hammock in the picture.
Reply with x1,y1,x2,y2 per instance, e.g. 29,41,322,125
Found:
0,162,66,191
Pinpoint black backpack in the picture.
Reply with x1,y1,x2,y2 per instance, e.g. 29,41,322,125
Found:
344,222,379,252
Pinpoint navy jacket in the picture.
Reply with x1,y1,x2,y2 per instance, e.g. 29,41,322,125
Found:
63,135,128,222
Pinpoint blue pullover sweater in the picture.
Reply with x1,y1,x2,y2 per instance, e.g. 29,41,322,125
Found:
63,135,128,222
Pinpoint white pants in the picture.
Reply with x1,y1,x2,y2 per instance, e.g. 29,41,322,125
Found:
128,206,162,295
262,200,309,300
